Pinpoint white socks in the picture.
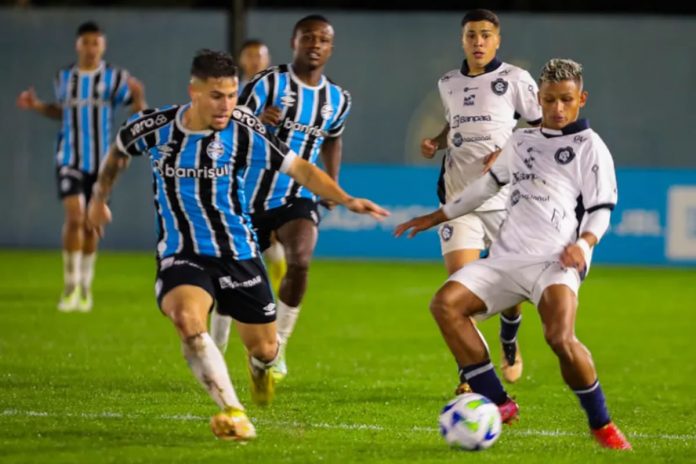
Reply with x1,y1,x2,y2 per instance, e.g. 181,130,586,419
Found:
210,311,233,353
264,240,285,264
62,250,82,293
182,332,243,411
276,300,301,345
81,252,96,294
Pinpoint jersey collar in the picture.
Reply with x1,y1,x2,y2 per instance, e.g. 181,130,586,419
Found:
176,104,214,136
460,57,503,77
540,119,590,138
289,64,326,90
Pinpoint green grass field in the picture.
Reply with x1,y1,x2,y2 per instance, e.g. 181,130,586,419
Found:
1,250,695,463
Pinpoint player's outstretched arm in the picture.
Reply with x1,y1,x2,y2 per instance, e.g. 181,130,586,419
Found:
16,87,61,120
285,157,389,220
87,145,131,236
394,209,448,239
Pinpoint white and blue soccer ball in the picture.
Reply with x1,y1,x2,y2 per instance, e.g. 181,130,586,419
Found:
438,393,502,451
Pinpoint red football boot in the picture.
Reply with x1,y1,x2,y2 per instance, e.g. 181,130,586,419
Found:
592,422,632,450
498,397,520,424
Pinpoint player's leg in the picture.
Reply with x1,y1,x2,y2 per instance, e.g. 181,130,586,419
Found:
480,210,524,383
536,282,631,449
439,215,484,393
264,233,287,295
58,194,85,311
77,173,99,312
236,321,279,406
158,261,252,441
273,214,318,379
429,278,519,423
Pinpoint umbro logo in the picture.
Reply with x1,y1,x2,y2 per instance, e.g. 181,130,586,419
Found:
280,91,296,107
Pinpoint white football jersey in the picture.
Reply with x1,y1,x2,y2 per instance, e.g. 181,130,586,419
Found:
437,58,542,211
489,120,618,258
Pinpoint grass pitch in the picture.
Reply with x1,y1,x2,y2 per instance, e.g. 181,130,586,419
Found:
0,250,695,463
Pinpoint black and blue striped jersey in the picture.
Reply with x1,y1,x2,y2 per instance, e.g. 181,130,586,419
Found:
115,104,297,260
54,61,133,175
239,64,351,213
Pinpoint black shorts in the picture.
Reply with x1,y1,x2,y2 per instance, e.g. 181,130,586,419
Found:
56,166,97,202
155,254,276,324
251,198,320,252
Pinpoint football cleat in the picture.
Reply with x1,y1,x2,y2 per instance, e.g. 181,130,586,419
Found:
267,258,287,296
592,422,632,450
248,357,275,406
210,407,256,441
57,287,80,312
76,290,93,313
501,341,523,383
270,349,287,383
498,397,520,424
454,382,473,396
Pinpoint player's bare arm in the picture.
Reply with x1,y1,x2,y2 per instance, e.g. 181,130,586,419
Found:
560,232,597,272
482,148,502,173
16,87,62,120
259,106,283,126
394,209,448,239
318,136,342,209
421,123,449,159
285,157,389,220
87,146,131,233
127,77,147,113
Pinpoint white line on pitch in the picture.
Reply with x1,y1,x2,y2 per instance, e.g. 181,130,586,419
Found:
2,409,694,442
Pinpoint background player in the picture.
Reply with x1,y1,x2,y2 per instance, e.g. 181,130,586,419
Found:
420,9,541,388
87,49,387,441
16,21,146,312
396,58,631,450
211,15,351,382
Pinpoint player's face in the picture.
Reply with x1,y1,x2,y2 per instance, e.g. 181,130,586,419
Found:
75,32,105,67
190,76,239,131
291,21,334,70
538,80,588,130
239,44,270,78
461,21,500,72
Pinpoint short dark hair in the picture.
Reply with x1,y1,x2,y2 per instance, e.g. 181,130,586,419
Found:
461,9,500,28
292,14,331,37
76,21,102,37
190,49,237,80
241,39,267,51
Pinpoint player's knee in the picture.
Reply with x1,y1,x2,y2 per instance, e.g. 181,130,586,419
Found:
285,260,310,279
64,214,85,231
430,291,462,322
166,303,205,335
248,338,279,363
545,331,575,360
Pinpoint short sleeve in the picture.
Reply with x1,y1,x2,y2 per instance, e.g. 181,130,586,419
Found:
513,70,542,124
115,108,173,157
580,135,618,212
489,138,514,185
325,90,351,138
112,69,133,107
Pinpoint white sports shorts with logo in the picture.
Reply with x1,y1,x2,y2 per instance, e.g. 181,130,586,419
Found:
438,210,506,255
448,254,582,320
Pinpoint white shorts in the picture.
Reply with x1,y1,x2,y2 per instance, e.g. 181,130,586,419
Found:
448,254,582,319
438,210,506,255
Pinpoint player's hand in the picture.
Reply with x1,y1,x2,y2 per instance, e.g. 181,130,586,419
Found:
87,198,112,238
259,106,283,126
394,210,447,239
344,198,389,220
420,138,439,159
482,148,501,173
16,87,39,111
319,199,337,210
127,77,145,101
560,243,587,273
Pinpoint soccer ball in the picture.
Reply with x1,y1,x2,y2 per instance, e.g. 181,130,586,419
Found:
438,393,502,450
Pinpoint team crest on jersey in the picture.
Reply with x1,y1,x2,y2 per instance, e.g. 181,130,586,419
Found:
510,189,521,206
206,141,225,160
320,104,334,119
440,224,454,241
491,78,508,96
280,91,296,107
554,147,576,165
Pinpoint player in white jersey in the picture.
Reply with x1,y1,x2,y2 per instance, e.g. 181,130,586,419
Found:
396,59,631,450
421,9,541,387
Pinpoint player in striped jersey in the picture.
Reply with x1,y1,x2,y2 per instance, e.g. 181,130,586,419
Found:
16,21,146,312
211,15,351,382
239,39,271,91
87,50,387,441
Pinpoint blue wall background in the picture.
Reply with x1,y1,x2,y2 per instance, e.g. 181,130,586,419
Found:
1,8,694,266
